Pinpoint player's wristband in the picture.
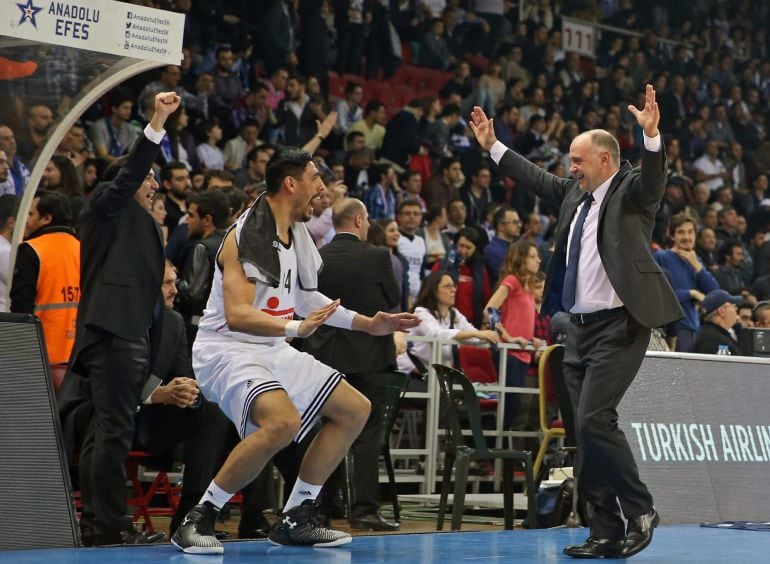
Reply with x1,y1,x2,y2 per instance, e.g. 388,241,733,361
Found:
285,320,302,338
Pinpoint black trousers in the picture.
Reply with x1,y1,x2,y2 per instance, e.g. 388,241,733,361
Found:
78,333,150,539
325,372,388,519
563,312,653,540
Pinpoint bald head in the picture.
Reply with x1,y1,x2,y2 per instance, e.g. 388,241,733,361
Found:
569,129,621,191
332,198,369,239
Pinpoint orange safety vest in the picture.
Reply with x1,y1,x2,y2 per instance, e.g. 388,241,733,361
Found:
26,232,80,364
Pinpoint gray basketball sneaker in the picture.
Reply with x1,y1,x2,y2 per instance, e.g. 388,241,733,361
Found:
171,501,224,554
268,499,352,547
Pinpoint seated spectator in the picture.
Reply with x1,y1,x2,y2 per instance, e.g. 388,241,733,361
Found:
223,120,260,171
433,227,491,327
89,89,139,163
148,193,168,248
349,101,387,153
401,170,427,212
420,18,455,70
0,126,29,195
160,162,192,238
196,118,225,171
396,200,426,305
277,73,324,147
369,219,409,312
381,99,423,168
692,140,728,193
692,290,742,355
396,271,498,375
16,103,54,163
233,146,271,192
654,213,720,352
483,206,521,284
423,157,462,210
460,164,493,232
364,162,399,221
714,205,740,249
307,185,334,248
738,301,755,329
696,226,719,270
444,197,467,235
753,301,770,328
0,194,20,311
713,241,747,294
335,82,364,134
42,155,84,200
419,204,450,270
422,104,462,158
162,106,200,171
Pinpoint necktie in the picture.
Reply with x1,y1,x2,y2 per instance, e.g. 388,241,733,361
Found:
562,192,594,312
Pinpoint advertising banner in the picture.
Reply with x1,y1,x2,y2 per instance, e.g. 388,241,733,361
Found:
620,354,770,523
1,0,184,64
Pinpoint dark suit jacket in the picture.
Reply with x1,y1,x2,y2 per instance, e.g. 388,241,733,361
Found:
73,134,165,350
496,143,683,329
303,233,400,373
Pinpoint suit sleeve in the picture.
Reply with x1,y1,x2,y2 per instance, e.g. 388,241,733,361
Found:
378,248,400,309
88,133,162,217
495,143,571,205
630,143,668,209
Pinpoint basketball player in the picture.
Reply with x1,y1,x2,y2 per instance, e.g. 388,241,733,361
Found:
172,147,419,554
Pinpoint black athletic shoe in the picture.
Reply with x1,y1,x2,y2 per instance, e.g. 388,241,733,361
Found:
171,501,224,554
268,500,352,547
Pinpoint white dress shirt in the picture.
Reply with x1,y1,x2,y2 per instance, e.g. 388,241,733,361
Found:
491,133,661,314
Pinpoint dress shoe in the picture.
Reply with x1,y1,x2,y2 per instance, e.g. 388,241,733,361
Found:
622,508,660,558
238,513,272,539
94,526,167,546
349,511,400,531
563,537,624,559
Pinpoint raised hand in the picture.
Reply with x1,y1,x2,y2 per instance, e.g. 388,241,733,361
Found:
627,83,659,137
149,91,182,132
469,106,498,151
298,299,340,338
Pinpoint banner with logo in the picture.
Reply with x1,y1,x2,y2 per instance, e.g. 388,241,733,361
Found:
619,354,770,523
0,0,184,65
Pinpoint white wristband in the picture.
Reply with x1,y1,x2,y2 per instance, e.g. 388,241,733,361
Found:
284,320,302,338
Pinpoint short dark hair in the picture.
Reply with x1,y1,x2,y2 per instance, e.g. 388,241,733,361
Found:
110,88,133,109
345,81,362,95
440,103,461,118
398,199,422,215
161,161,188,184
240,119,260,131
34,190,73,227
492,206,515,231
718,241,743,263
365,100,385,115
346,130,365,145
425,204,445,224
202,169,235,190
188,190,230,229
668,212,697,236
265,147,313,195
440,157,460,172
0,194,20,226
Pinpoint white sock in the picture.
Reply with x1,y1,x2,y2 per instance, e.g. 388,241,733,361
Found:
283,478,323,512
199,480,233,510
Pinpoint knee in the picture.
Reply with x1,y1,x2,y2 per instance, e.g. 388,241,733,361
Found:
578,409,617,445
342,395,371,434
261,412,301,448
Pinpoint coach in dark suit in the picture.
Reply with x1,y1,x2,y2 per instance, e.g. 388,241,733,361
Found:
65,92,182,546
471,85,683,559
303,197,401,530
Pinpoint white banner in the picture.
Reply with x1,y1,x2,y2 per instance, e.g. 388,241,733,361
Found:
561,17,595,58
0,0,184,65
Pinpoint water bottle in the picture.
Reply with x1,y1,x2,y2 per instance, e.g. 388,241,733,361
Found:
717,344,731,356
487,307,501,333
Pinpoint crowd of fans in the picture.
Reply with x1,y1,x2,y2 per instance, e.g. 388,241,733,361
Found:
1,0,770,532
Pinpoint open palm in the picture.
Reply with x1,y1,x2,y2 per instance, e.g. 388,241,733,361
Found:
627,83,660,137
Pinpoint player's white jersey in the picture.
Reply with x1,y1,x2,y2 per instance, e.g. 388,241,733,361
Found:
197,233,298,346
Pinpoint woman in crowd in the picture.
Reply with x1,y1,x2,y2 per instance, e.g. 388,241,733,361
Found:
419,204,451,271
375,219,409,312
432,227,491,327
151,192,169,247
484,241,543,428
397,271,499,375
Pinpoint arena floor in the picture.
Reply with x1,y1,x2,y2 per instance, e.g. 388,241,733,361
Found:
1,525,768,563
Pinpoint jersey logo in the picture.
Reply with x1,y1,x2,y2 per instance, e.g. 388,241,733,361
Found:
261,296,295,318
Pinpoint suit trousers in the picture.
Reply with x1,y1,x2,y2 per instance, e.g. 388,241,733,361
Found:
563,311,653,540
324,372,388,518
78,332,150,539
